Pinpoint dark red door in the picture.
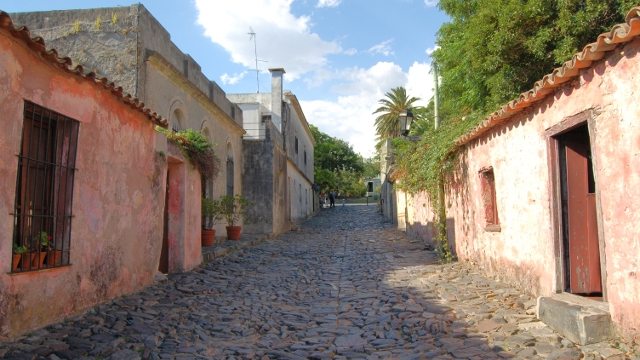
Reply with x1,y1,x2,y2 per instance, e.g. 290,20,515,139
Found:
564,133,601,294
159,169,169,274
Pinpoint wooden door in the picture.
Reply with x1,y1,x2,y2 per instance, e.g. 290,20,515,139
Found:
563,132,601,294
159,169,169,274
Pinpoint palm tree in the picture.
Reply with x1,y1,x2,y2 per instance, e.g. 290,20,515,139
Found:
373,87,420,139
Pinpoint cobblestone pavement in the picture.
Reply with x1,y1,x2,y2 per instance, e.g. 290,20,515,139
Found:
1,206,634,360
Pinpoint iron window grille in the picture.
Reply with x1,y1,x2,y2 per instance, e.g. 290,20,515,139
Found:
12,102,79,272
226,158,234,197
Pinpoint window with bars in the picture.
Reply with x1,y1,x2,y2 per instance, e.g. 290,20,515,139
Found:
12,102,79,272
479,167,500,231
226,158,234,197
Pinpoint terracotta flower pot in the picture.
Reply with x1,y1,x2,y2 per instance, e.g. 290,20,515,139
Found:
46,250,62,267
202,229,216,247
19,253,33,270
12,254,22,272
226,226,242,241
31,251,47,268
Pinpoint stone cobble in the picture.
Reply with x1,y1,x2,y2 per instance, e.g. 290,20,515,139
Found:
1,206,635,359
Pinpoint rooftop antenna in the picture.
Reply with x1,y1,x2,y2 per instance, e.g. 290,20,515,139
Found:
248,27,268,93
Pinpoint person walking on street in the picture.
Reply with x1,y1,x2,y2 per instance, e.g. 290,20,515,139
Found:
329,192,335,208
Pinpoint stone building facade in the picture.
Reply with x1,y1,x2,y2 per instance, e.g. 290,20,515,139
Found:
11,4,246,242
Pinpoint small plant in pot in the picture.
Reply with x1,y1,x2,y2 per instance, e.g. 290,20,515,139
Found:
30,231,50,268
12,244,28,272
219,194,253,240
201,197,223,247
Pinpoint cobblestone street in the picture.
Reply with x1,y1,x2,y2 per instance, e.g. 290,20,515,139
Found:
0,206,628,359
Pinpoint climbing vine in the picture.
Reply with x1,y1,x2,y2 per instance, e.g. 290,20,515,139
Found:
155,126,220,180
392,112,483,262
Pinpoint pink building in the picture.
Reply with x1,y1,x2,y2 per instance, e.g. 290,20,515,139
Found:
402,8,640,343
0,12,204,340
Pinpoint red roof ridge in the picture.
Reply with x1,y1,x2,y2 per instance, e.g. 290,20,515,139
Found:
0,10,168,127
457,6,640,145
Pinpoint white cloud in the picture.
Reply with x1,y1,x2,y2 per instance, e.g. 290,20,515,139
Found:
426,45,440,56
424,0,438,7
317,0,342,8
368,39,394,56
194,0,342,81
406,62,434,107
302,61,434,156
343,48,357,56
220,71,247,85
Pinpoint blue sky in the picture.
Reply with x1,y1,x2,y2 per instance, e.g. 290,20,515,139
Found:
3,0,449,156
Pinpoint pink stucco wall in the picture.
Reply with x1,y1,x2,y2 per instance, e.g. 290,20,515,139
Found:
0,28,170,339
406,38,640,339
165,146,203,273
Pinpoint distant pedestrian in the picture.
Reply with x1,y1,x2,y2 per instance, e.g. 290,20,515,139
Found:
342,198,346,206
329,192,335,208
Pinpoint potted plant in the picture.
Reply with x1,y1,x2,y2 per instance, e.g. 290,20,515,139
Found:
219,194,253,240
201,197,223,247
31,231,50,268
12,244,28,272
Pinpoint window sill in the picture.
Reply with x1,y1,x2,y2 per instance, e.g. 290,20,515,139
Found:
8,264,71,275
485,224,501,232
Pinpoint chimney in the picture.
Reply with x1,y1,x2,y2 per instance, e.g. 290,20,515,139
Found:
269,68,285,131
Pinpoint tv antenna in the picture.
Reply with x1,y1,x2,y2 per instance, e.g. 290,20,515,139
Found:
248,27,268,93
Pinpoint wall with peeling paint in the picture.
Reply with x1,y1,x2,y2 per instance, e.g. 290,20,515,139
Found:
404,38,640,339
0,26,165,340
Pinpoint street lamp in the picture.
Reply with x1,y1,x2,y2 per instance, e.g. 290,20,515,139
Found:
399,108,414,137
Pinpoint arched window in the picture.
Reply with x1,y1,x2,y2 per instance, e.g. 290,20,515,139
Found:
171,108,185,132
226,143,234,197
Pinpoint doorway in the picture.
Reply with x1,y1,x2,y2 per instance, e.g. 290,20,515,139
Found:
159,168,170,274
159,160,186,274
556,124,602,296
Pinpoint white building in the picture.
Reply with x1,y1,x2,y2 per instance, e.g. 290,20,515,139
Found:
227,69,316,234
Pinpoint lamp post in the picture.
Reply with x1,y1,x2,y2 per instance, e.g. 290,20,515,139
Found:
398,108,414,137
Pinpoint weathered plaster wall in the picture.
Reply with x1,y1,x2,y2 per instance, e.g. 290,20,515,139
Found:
405,38,640,339
284,96,315,182
241,120,290,235
272,139,290,235
0,29,165,339
164,145,203,272
588,39,640,340
242,140,275,234
288,162,314,224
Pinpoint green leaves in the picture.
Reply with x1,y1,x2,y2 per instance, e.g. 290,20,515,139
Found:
311,124,370,196
434,0,632,122
373,87,421,140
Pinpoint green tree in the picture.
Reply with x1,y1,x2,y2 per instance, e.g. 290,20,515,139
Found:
433,0,637,122
311,124,366,194
373,87,421,140
362,155,381,179
310,125,364,174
